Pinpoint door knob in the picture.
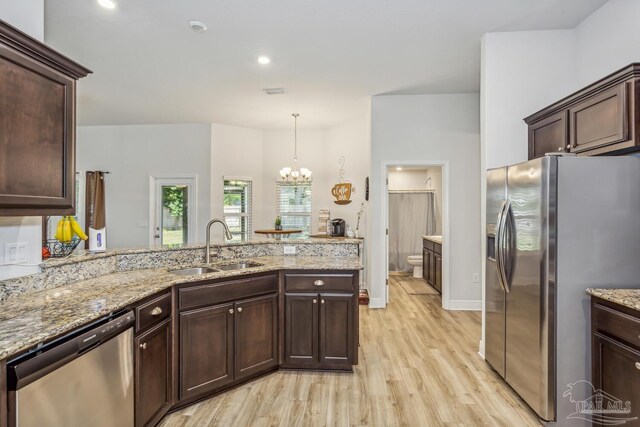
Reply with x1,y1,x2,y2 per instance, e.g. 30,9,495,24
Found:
321,299,325,304
139,343,147,350
313,299,317,304
237,307,243,313
635,362,640,370
154,234,160,239
229,308,234,314
313,280,325,286
566,144,571,150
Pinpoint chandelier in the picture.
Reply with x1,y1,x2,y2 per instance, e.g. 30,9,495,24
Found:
280,113,312,181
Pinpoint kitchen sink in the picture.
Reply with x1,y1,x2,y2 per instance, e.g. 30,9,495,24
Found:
169,267,220,276
214,262,263,271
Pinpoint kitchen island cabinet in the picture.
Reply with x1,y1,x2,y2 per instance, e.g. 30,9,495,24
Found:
135,292,173,427
283,272,358,370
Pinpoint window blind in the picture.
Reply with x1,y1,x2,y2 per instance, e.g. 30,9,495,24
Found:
223,179,252,241
276,181,312,235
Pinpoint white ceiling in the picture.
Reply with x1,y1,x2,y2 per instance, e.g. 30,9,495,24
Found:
44,0,607,130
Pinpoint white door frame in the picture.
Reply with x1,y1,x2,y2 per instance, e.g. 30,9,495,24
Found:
149,174,198,246
382,160,451,309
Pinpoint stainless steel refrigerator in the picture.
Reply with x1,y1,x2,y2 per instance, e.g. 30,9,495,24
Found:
486,154,640,425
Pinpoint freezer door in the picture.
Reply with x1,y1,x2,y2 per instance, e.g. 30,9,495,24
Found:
485,167,507,378
505,156,555,421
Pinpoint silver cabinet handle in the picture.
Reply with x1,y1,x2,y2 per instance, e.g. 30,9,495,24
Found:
313,280,325,286
140,343,147,350
237,307,243,313
313,299,317,304
151,306,163,316
558,147,564,152
635,362,640,370
321,299,325,304
566,144,571,150
229,308,234,314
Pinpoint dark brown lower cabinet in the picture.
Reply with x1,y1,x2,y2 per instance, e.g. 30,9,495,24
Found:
234,294,278,380
179,292,278,402
434,254,442,294
179,303,234,400
591,297,640,426
135,319,172,427
285,292,354,370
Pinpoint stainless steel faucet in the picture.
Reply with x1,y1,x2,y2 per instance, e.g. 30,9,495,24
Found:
205,219,233,263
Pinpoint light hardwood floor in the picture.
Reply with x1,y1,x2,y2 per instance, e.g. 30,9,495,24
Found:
160,277,542,426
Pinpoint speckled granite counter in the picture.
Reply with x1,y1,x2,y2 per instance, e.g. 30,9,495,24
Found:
0,255,362,361
422,235,442,244
586,288,640,312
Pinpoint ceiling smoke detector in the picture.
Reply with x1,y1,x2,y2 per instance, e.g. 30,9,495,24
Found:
188,20,207,33
263,88,286,95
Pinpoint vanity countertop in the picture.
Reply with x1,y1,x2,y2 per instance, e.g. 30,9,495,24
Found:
0,255,362,361
586,288,640,313
422,235,442,244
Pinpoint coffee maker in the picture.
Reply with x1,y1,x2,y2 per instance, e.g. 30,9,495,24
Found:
330,219,346,237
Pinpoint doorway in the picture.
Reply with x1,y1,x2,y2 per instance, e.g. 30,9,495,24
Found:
383,161,450,308
150,175,198,246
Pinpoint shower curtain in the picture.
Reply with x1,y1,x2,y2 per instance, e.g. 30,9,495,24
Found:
388,192,436,272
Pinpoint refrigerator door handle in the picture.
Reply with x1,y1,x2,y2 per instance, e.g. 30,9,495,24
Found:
498,200,511,293
495,200,508,293
502,201,514,292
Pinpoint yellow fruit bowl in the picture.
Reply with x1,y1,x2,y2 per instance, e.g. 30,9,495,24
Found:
45,238,81,258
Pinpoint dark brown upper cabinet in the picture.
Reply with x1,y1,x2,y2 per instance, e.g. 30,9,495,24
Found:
0,20,91,216
525,63,640,159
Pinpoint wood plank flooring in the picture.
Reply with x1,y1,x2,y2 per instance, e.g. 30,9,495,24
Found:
160,277,542,426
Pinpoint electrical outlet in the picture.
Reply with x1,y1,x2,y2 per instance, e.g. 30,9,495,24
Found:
283,245,296,255
472,273,480,283
5,242,28,264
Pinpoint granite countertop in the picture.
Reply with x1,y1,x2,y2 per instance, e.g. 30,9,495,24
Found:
422,235,442,244
586,288,640,312
0,255,362,361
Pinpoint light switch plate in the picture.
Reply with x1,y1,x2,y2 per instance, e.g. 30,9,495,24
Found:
472,273,480,283
5,242,28,264
283,245,296,255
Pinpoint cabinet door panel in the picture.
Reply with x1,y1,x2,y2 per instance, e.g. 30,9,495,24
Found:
180,303,234,399
434,254,442,294
592,333,640,426
528,111,567,160
422,249,429,281
285,293,318,365
570,83,629,153
235,294,278,379
319,294,354,366
135,319,172,427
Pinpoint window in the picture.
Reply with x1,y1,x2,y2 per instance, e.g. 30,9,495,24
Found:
277,181,312,236
224,179,252,241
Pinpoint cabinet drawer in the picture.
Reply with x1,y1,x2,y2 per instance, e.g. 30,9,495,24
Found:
285,273,354,292
179,274,278,311
593,302,640,347
433,243,442,255
136,292,171,333
423,239,434,251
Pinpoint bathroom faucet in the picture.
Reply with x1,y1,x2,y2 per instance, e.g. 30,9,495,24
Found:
205,219,233,263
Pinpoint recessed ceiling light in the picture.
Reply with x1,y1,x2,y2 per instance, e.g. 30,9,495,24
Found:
257,56,271,65
396,167,403,171
188,20,207,33
97,0,116,9
263,88,286,95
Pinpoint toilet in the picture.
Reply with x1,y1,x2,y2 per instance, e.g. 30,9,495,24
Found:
407,255,423,278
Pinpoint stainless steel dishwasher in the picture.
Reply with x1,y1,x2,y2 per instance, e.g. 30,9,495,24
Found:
8,310,135,427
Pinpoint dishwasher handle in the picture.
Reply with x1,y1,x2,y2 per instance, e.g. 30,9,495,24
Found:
9,311,134,390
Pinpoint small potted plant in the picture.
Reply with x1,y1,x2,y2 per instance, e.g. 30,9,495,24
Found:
274,216,282,230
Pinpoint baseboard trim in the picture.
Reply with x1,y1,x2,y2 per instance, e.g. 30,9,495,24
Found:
478,339,485,359
447,299,481,311
368,297,385,308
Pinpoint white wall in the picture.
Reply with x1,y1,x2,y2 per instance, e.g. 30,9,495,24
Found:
0,0,45,280
210,124,265,235
574,0,640,87
371,93,482,309
388,168,443,235
0,0,44,41
262,113,371,237
77,124,212,248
